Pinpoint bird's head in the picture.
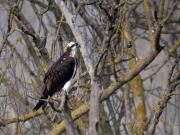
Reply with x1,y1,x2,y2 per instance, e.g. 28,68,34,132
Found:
66,42,80,57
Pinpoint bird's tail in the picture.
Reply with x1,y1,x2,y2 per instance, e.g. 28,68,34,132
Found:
33,86,49,111
33,98,46,111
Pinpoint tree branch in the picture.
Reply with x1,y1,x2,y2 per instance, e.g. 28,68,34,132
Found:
0,109,43,127
146,73,180,135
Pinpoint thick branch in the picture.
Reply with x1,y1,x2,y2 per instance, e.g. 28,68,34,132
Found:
89,76,101,135
0,109,43,127
143,0,154,32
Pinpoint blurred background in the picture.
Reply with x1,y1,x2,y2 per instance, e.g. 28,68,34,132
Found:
0,0,179,135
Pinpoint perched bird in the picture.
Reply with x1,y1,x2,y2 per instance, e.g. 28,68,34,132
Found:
33,42,80,111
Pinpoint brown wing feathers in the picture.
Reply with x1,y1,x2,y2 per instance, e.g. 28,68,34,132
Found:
33,55,76,111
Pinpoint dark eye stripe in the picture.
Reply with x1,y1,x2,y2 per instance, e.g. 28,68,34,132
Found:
70,44,76,48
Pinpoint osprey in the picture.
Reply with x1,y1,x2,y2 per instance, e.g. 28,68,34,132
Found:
33,42,80,111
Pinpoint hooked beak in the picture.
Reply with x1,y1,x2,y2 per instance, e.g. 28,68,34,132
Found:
76,43,81,48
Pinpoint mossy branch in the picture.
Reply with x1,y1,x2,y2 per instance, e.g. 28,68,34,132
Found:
1,39,179,134
0,109,43,127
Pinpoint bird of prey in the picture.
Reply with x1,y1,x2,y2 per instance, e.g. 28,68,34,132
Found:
33,42,80,111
